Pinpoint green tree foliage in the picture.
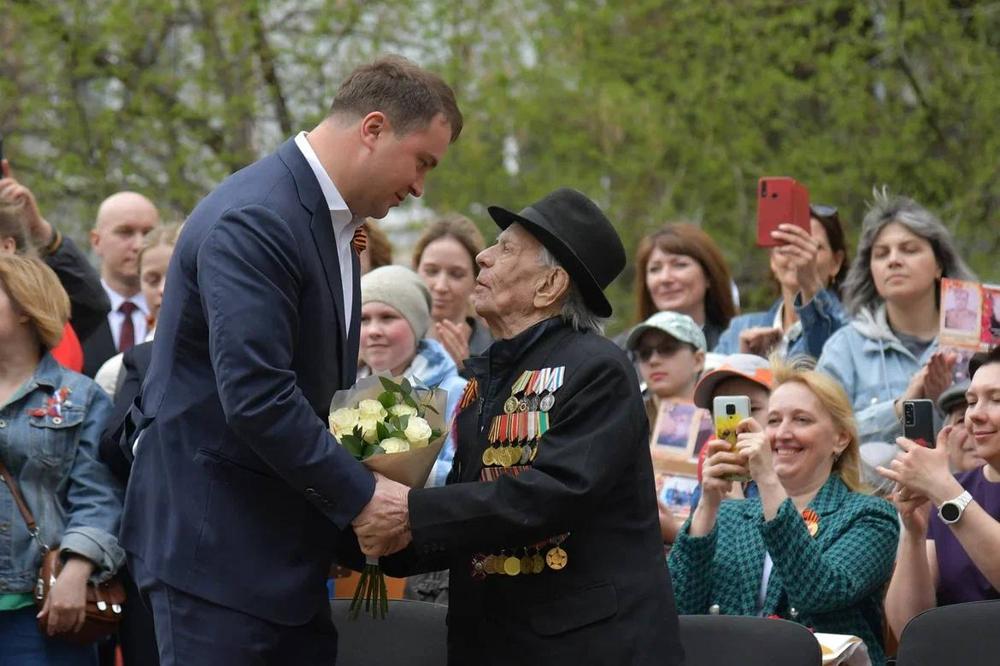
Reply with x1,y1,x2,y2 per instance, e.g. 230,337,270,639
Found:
2,0,998,334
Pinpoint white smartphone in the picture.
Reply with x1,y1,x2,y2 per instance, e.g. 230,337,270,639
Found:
712,396,751,482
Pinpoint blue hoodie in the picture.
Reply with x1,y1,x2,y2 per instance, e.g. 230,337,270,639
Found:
817,304,942,489
404,338,468,488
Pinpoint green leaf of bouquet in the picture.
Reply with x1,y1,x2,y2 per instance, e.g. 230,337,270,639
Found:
400,377,413,394
376,421,391,440
402,392,418,410
378,392,396,410
388,431,406,440
422,402,440,415
379,376,401,393
362,443,385,458
339,434,364,458
398,414,409,429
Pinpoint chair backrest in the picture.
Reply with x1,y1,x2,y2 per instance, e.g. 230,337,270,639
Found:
330,599,448,666
679,615,821,666
895,600,1000,666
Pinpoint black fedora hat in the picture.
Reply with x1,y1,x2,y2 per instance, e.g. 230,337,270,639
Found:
487,188,625,318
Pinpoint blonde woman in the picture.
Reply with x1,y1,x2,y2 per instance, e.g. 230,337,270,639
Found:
669,359,899,664
0,255,121,664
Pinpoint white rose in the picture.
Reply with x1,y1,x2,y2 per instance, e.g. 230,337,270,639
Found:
358,399,388,421
380,437,410,454
403,416,433,449
329,408,359,438
388,404,418,418
358,417,380,444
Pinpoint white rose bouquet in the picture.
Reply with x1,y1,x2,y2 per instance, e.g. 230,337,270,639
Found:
328,374,447,618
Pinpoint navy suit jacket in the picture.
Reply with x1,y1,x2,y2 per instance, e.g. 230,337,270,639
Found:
120,139,375,625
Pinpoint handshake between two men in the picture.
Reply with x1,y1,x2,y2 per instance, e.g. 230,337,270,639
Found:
352,472,413,557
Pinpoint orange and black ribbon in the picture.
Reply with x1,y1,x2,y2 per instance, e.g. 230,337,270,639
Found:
350,225,368,254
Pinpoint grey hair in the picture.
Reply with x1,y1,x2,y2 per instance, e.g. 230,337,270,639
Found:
842,187,976,316
537,245,606,334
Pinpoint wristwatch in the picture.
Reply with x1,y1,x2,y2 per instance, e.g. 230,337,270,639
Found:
938,491,973,525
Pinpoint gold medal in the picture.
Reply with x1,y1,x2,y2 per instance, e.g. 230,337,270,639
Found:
545,546,568,571
532,553,545,574
503,555,521,576
482,447,493,466
483,555,497,575
510,445,522,466
504,396,519,414
520,555,533,574
530,443,539,462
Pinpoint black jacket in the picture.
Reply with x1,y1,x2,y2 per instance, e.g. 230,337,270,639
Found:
44,234,111,341
389,318,684,666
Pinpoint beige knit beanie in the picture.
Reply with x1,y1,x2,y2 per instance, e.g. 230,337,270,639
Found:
360,265,432,340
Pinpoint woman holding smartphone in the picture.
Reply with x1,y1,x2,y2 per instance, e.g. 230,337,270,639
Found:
879,347,1000,642
633,223,736,351
668,359,898,664
715,205,849,360
818,190,974,490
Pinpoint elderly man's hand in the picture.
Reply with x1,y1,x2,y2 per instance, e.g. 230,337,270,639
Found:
352,473,412,557
0,176,54,248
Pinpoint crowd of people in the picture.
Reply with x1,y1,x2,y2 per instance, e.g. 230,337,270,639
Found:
0,55,998,666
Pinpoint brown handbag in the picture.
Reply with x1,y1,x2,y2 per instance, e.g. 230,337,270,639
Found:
0,458,125,644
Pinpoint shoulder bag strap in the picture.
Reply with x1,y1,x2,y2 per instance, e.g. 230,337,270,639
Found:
0,458,49,553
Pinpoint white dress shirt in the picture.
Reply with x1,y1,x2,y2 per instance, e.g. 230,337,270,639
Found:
294,131,362,335
101,280,149,350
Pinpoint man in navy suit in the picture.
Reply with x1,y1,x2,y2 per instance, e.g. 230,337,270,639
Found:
120,56,462,665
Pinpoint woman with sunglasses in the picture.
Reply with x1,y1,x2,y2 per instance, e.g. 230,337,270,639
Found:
626,311,713,544
715,204,849,360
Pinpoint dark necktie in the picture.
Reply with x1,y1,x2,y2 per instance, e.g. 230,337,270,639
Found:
118,301,138,353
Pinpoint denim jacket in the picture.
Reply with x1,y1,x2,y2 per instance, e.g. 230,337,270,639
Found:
714,289,848,360
0,353,123,595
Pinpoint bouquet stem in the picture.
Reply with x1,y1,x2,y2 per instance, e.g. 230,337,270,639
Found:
349,556,387,619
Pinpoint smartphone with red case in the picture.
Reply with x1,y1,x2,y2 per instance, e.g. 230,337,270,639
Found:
756,177,810,247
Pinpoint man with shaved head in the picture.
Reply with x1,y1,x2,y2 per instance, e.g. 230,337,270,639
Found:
83,191,159,376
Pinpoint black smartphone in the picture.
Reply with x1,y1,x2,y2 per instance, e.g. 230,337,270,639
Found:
903,399,935,448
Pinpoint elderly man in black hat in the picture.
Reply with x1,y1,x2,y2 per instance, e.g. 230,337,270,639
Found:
355,188,684,665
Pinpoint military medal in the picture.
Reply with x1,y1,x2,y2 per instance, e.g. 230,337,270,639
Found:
504,396,519,414
802,508,820,537
503,555,521,576
539,394,555,412
520,553,533,573
482,447,495,466
532,552,545,574
545,547,568,571
483,555,497,575
471,554,487,579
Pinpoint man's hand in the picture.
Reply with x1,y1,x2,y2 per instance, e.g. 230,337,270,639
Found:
0,176,54,248
352,472,412,557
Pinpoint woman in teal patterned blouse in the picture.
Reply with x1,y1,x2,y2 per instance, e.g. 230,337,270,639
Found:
669,359,899,664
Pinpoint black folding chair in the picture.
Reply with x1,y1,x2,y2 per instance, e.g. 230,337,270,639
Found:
330,598,447,666
678,615,822,666
894,599,1000,666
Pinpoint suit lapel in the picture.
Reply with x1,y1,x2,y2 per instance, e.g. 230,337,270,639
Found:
308,209,349,380
344,245,362,385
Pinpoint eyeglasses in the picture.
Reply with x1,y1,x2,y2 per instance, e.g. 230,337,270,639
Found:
635,338,689,361
809,203,838,218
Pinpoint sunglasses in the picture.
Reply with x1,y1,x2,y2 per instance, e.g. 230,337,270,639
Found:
635,337,690,362
809,203,838,218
